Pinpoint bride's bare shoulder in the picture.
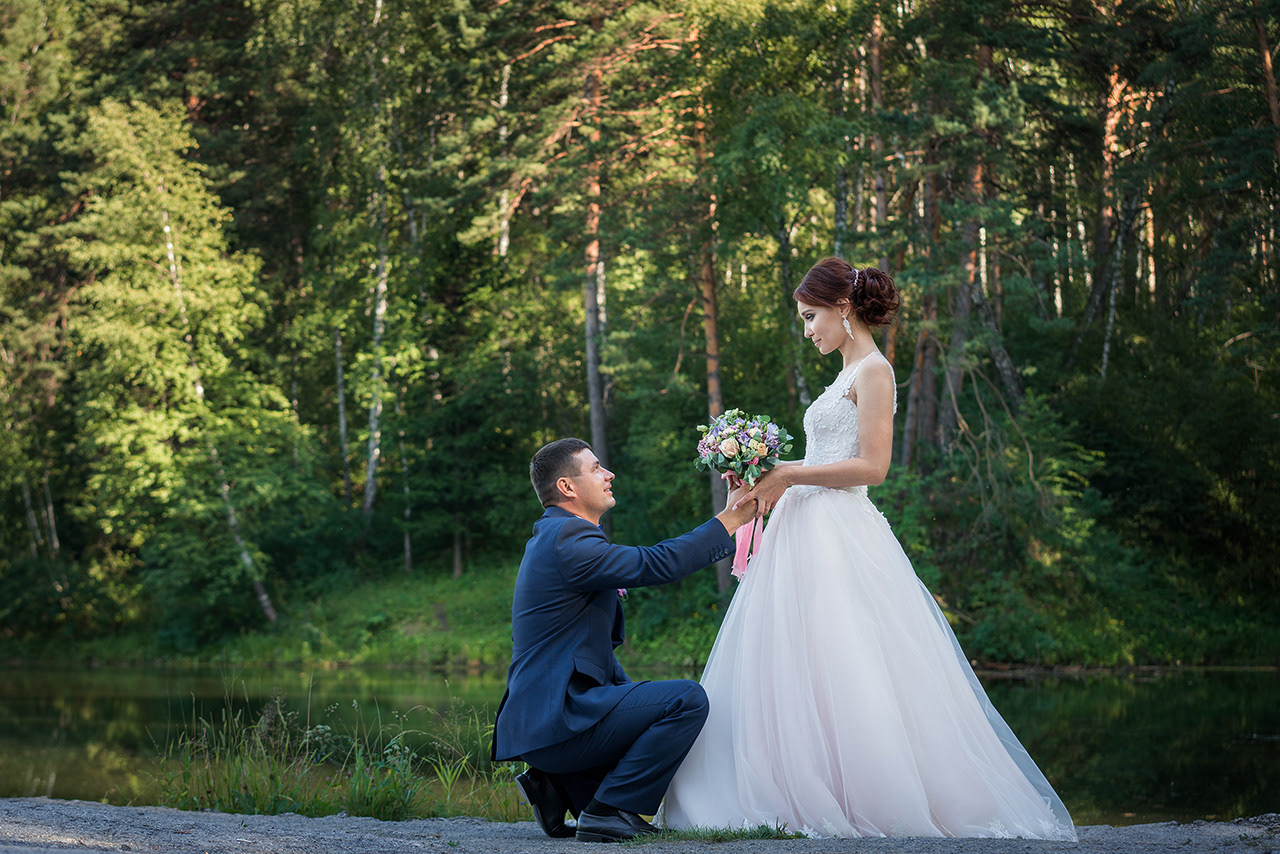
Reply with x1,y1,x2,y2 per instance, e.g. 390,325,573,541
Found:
848,354,895,402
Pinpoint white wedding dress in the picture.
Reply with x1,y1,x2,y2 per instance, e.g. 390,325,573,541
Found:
658,353,1076,840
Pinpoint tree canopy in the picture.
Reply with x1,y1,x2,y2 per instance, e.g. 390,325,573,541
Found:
1,0,1277,663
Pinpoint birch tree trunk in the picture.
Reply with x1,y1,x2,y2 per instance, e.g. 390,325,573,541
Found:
361,163,390,531
395,387,412,574
335,328,353,506
919,152,940,463
834,167,849,258
160,205,277,623
870,13,888,256
213,445,278,622
869,17,895,363
853,52,867,237
359,0,391,534
833,61,850,257
1071,66,1128,358
776,220,813,409
1071,77,1176,367
1069,152,1092,318
42,471,59,554
497,62,512,257
1101,190,1144,379
21,478,43,557
1081,59,1128,330
1049,165,1063,317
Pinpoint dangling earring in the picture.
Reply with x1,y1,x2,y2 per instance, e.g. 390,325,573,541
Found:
844,268,861,341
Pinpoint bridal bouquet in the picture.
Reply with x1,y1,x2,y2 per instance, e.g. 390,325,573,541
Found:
694,409,794,487
694,410,793,580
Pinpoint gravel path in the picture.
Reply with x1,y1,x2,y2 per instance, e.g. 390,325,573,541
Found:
1,799,1276,854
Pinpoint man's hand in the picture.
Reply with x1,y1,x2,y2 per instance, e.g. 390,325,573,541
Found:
715,484,758,536
734,467,791,516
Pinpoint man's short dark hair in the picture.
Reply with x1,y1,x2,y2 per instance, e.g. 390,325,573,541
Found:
530,438,592,507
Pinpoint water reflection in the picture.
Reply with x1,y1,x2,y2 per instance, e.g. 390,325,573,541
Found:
1,665,1276,825
983,669,1280,826
0,665,505,804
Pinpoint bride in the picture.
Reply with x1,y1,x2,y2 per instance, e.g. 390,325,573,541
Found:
657,257,1076,840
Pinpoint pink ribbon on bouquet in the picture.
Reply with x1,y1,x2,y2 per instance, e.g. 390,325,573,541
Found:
730,514,764,580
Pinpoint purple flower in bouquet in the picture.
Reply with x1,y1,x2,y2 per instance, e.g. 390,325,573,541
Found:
694,409,794,487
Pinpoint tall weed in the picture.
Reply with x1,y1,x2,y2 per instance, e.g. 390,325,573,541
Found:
153,685,529,821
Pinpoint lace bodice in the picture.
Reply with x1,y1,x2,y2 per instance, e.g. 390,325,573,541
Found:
792,353,895,500
802,352,894,466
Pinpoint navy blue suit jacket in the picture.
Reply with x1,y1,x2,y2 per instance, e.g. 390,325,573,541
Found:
492,506,735,761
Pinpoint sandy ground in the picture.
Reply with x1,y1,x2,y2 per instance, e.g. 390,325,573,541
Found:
0,799,1276,854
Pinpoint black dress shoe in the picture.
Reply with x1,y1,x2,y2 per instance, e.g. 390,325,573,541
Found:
575,809,658,843
515,769,576,838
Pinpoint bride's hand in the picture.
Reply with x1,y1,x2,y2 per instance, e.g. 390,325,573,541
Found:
721,471,744,490
733,468,790,516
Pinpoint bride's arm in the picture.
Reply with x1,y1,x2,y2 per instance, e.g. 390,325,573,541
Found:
734,359,896,509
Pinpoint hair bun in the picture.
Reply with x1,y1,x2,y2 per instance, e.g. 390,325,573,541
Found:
793,257,899,328
854,267,899,328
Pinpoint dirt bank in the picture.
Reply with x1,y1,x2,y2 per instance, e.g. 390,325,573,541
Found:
1,798,1276,854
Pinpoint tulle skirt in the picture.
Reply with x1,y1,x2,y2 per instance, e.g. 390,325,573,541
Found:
657,485,1076,840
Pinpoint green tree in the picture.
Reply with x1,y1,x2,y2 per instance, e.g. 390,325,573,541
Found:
59,100,324,638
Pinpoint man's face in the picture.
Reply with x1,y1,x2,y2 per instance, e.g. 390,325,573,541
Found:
564,449,615,519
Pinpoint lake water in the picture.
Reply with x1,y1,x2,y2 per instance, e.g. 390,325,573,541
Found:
1,664,1276,826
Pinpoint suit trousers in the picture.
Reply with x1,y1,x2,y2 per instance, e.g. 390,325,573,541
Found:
520,679,708,816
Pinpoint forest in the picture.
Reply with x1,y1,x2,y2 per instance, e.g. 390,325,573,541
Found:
1,0,1277,665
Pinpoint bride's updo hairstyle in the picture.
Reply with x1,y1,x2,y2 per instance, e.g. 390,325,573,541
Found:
794,257,900,328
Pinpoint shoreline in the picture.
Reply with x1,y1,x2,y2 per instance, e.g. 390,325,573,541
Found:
1,798,1277,854
5,657,1277,678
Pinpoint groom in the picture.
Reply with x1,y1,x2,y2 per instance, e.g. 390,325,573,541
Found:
492,438,756,842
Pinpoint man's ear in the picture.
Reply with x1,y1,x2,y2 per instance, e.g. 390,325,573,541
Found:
556,476,577,501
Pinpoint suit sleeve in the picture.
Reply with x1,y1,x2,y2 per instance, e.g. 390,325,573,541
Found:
554,515,735,592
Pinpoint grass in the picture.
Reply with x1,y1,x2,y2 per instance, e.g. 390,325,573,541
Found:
213,560,521,668
4,553,715,671
9,558,523,668
625,824,807,844
147,681,810,831
152,684,527,821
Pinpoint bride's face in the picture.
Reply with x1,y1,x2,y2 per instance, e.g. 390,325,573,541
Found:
797,300,850,356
